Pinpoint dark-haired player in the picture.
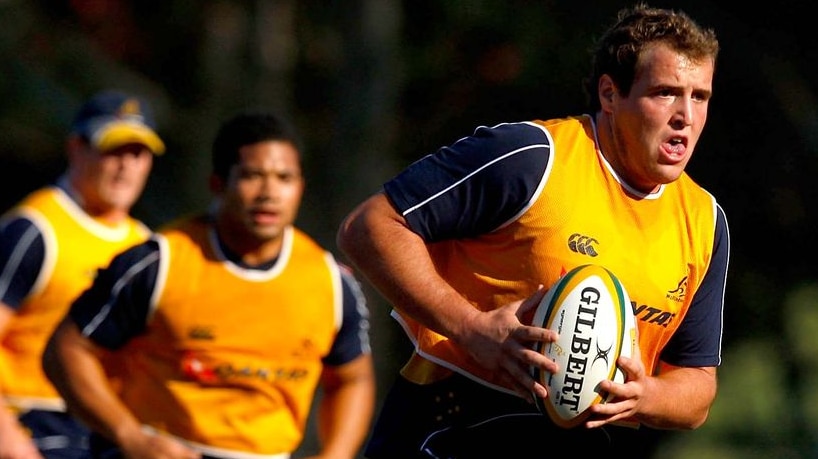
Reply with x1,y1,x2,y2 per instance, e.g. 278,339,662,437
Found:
43,112,375,459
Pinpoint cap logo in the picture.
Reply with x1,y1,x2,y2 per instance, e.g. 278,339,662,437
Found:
118,98,143,119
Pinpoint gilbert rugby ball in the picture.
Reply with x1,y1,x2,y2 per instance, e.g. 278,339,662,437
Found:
530,264,636,428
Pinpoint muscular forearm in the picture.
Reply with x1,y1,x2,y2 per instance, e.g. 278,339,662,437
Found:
337,194,476,341
0,398,42,459
42,320,143,444
315,355,375,458
0,304,43,458
638,365,717,429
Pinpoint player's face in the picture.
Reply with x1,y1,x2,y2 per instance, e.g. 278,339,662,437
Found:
218,140,304,254
603,43,713,193
74,142,153,220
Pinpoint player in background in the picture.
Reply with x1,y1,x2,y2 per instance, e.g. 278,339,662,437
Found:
337,3,729,457
0,90,164,459
43,111,375,459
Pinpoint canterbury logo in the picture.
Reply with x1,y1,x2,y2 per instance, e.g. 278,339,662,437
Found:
188,326,215,340
568,233,599,257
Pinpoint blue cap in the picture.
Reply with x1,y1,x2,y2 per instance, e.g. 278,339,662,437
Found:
71,90,166,155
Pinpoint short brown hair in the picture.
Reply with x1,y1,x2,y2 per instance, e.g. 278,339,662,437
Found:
583,3,720,112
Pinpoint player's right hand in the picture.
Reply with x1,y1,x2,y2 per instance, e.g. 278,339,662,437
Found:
457,286,558,402
0,418,44,459
120,430,202,459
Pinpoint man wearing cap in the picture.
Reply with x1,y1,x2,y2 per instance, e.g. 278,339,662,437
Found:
0,89,164,458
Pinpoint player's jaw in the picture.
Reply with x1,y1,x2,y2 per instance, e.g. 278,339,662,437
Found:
78,168,147,221
101,149,152,205
95,186,141,214
632,143,691,192
246,205,293,241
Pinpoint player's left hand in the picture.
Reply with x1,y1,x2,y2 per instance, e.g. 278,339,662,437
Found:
584,338,645,428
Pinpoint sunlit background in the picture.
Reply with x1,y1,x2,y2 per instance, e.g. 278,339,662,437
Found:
2,1,818,457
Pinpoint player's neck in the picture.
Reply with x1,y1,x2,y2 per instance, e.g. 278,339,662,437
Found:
83,205,131,226
213,218,285,267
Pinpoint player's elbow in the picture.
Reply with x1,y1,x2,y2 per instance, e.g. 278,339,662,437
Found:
685,406,711,430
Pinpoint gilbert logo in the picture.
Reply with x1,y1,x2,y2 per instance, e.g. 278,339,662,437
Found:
666,276,687,303
554,285,600,413
592,341,613,369
568,233,599,257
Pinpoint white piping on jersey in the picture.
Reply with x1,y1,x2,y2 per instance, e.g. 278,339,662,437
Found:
390,309,516,397
314,256,373,355
343,266,372,354
587,114,665,200
400,142,551,218
420,412,546,458
0,216,42,300
51,182,144,240
82,249,160,337
326,253,344,334
713,202,729,367
208,225,294,282
150,234,171,322
4,208,59,300
492,121,556,231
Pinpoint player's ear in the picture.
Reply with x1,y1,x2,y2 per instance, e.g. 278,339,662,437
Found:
65,134,86,160
598,75,617,110
209,174,225,193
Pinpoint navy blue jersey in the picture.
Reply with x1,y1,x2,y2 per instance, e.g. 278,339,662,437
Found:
0,216,45,308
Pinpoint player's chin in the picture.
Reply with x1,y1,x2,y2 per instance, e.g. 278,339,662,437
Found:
652,168,684,186
102,193,140,210
251,225,285,242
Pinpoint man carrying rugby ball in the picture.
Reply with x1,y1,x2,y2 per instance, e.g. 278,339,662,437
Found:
337,3,729,457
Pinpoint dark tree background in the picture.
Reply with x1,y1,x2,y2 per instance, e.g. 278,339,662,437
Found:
2,1,817,457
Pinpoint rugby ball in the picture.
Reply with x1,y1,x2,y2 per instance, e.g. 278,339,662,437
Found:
530,264,637,428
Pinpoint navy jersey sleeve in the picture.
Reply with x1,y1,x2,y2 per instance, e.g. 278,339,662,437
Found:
0,216,45,308
660,203,729,367
322,265,371,367
383,122,552,242
69,238,161,349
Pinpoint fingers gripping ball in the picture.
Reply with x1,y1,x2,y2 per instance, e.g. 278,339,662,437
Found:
530,264,637,428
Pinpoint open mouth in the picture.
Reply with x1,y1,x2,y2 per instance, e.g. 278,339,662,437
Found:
663,136,687,159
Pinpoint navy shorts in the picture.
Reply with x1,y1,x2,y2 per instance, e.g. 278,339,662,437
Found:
364,373,665,458
19,409,89,459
